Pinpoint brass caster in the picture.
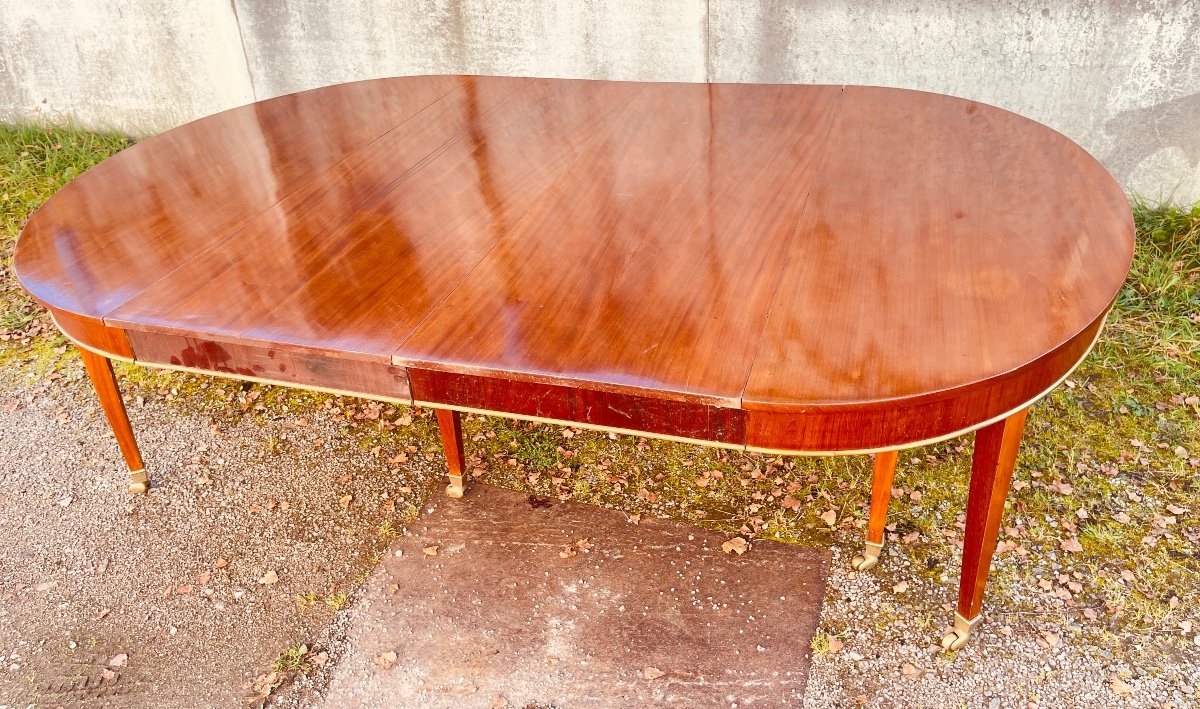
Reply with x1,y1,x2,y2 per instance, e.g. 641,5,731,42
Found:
941,628,969,651
850,553,878,571
128,470,149,495
850,541,883,571
445,474,465,499
940,612,980,651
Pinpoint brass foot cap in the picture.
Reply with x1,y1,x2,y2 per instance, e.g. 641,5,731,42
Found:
850,541,884,571
850,553,878,571
940,612,981,651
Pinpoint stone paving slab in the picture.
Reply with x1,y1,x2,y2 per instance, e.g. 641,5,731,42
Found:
318,485,830,708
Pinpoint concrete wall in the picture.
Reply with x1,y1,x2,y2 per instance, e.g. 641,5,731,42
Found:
2,1,1197,202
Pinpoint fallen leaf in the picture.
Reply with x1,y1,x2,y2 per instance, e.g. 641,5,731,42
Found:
892,581,909,593
373,651,398,670
1166,504,1188,515
827,637,844,653
258,570,279,585
559,546,578,559
1111,676,1134,697
215,558,229,569
1042,631,1061,647
1061,537,1084,553
339,494,353,509
721,537,749,555
819,509,837,527
386,584,400,595
94,608,110,620
101,668,117,681
175,584,192,595
422,546,439,557
642,666,665,680
108,653,128,667
900,662,921,679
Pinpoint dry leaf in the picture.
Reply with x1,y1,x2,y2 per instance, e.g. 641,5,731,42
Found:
1042,631,1061,647
827,638,844,653
108,653,128,667
642,666,666,680
422,546,439,557
819,509,837,527
1111,676,1134,697
892,581,909,593
100,668,117,681
258,570,279,585
373,650,398,670
721,537,749,555
559,547,578,559
339,494,353,509
175,584,192,595
1061,537,1084,553
215,558,229,569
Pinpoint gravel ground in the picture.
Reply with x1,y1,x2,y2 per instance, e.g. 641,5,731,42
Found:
803,548,1197,708
0,366,440,707
1,363,1197,708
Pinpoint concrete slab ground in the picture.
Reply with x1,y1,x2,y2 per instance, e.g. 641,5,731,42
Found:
316,485,831,708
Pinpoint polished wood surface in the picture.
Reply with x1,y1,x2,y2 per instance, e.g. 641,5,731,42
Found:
865,451,899,549
78,347,146,493
958,408,1029,620
14,75,1135,646
14,76,1133,454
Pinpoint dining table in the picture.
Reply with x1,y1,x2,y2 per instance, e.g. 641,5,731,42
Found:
13,75,1134,650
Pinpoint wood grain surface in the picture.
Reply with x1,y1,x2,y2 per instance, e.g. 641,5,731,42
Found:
14,76,1134,453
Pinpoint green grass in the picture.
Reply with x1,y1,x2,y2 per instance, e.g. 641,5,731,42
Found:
2,122,1198,670
270,644,311,674
0,122,130,373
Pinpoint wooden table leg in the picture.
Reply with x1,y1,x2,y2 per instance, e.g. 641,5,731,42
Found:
435,409,467,498
851,450,898,571
943,407,1029,650
78,348,148,494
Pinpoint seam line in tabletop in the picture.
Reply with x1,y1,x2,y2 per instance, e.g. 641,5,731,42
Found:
735,84,847,409
388,82,656,367
393,83,844,409
93,75,486,327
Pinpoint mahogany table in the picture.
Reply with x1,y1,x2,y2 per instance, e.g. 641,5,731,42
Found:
14,76,1133,650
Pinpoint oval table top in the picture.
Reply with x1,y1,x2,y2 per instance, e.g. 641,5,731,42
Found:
14,75,1134,453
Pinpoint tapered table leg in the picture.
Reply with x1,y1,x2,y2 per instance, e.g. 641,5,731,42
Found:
78,348,148,494
435,409,467,498
852,450,899,571
943,408,1030,650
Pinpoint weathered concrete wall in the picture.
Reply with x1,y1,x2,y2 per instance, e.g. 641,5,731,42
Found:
0,0,254,135
1,1,1197,202
710,1,1200,203
233,0,707,98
